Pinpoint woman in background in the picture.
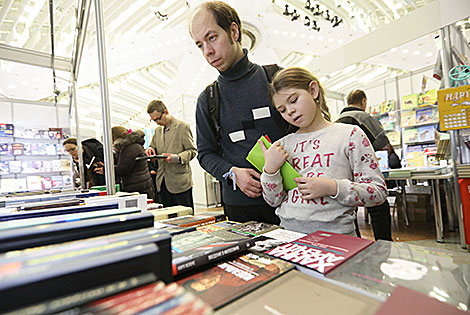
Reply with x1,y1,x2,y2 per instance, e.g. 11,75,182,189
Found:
112,126,156,201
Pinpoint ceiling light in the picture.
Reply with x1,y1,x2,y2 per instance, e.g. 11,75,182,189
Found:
318,36,324,41
309,35,315,40
328,38,335,43
320,76,329,82
20,81,28,86
342,64,357,75
390,47,397,52
291,32,297,37
274,30,280,35
282,31,288,36
299,34,305,39
401,49,409,54
413,51,421,56
359,67,387,83
425,52,433,57
330,77,357,91
337,39,344,44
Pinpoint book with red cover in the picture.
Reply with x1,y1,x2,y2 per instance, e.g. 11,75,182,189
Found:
265,230,373,277
375,285,467,315
177,252,293,310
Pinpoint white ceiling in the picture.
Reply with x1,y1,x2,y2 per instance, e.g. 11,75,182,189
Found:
1,0,467,139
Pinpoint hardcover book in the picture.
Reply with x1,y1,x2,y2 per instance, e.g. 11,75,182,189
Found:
380,100,395,115
415,108,434,124
45,143,57,155
246,135,300,191
161,213,226,228
14,177,27,192
418,89,437,107
29,143,39,155
51,175,63,188
265,230,373,277
375,150,389,170
401,111,416,127
48,127,63,140
229,221,281,237
0,123,14,137
401,93,419,110
38,143,47,155
378,115,395,131
62,175,73,188
0,161,9,175
197,221,242,234
177,252,294,310
27,175,43,191
172,230,257,276
8,160,22,173
375,285,467,315
418,125,435,142
0,143,12,155
148,205,193,221
217,270,382,315
387,130,401,146
0,178,15,193
22,143,31,155
41,176,52,190
403,128,418,143
327,240,470,310
11,143,24,155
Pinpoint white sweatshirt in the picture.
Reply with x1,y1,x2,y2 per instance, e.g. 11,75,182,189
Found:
260,123,388,234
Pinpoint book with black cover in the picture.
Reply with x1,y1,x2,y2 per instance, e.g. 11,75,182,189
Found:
0,211,155,252
161,212,226,228
0,243,163,312
217,270,382,315
266,230,374,277
172,230,257,276
327,240,470,309
177,252,294,309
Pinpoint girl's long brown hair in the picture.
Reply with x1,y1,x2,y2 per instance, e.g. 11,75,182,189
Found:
270,67,331,122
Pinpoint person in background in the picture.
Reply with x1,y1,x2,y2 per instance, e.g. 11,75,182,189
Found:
145,100,196,208
62,137,105,188
190,1,289,224
112,126,156,201
336,89,396,241
259,67,388,236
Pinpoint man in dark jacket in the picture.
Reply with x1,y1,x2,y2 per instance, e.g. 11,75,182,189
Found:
63,138,106,188
336,90,393,241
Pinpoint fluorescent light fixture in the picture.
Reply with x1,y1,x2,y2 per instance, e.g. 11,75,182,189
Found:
342,64,357,75
8,84,16,89
329,77,357,91
297,55,314,67
359,67,388,83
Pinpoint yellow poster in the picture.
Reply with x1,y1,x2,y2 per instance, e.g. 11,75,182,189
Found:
437,85,470,131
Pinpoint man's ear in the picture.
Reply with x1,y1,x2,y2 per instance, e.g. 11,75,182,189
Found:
309,81,319,99
231,22,239,42
361,98,367,110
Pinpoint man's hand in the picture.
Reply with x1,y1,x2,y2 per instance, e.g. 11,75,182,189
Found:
93,162,104,174
232,167,262,198
259,140,288,174
162,153,178,163
145,147,156,156
294,177,337,200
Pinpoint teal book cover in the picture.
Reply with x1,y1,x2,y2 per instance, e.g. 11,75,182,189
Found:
246,135,300,191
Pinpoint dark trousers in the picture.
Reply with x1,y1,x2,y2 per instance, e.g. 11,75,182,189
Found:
367,199,392,241
160,178,194,209
223,203,280,225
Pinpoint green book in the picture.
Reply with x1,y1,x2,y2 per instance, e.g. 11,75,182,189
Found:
246,135,300,191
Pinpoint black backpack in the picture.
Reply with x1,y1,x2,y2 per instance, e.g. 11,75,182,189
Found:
204,64,282,155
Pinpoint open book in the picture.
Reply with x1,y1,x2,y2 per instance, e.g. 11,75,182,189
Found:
246,135,300,191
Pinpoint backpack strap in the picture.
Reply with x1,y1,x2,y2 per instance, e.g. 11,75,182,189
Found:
262,64,281,83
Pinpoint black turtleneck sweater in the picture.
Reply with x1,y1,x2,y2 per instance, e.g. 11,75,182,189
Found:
195,49,287,206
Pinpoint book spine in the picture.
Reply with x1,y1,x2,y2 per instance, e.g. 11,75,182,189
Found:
179,217,217,228
173,237,256,275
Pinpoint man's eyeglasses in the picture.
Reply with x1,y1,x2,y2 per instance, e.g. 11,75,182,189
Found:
150,112,164,123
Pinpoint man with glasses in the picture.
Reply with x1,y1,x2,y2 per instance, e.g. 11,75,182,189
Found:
62,138,106,188
145,100,197,208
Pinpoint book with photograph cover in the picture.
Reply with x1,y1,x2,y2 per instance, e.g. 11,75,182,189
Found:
62,175,73,188
172,230,257,276
0,123,14,137
217,270,382,315
418,89,437,107
401,111,416,127
48,127,62,140
404,128,419,143
380,100,395,115
378,115,395,131
327,240,470,310
0,161,9,175
229,221,281,237
11,143,24,155
387,130,401,146
375,151,389,170
197,221,243,234
418,125,435,142
401,93,419,110
177,252,294,310
51,175,63,188
0,143,12,155
60,159,71,172
415,108,434,125
266,230,373,278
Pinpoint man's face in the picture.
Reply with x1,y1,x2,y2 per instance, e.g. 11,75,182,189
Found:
64,143,78,161
191,8,241,72
149,110,168,127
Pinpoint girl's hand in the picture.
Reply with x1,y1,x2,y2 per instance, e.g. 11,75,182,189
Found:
259,140,288,174
294,177,337,199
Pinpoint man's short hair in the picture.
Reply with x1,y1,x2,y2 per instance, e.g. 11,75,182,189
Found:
201,1,242,43
147,100,166,114
62,138,77,146
347,90,367,105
